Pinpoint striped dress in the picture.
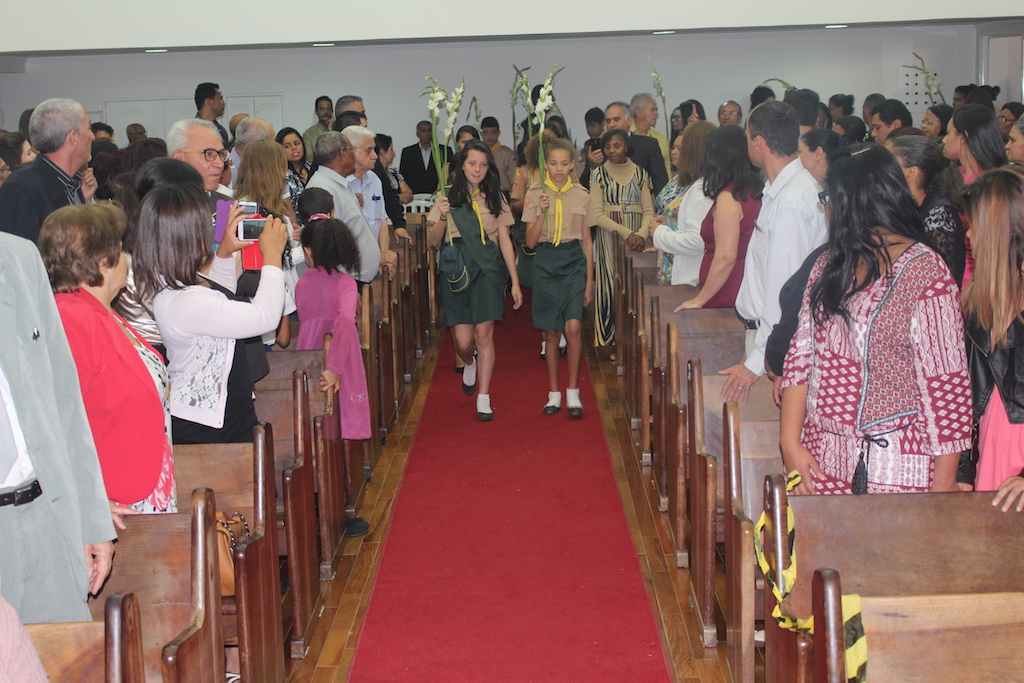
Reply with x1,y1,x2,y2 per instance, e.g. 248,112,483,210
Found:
591,162,650,346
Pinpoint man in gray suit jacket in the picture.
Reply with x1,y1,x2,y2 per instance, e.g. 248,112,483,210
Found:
0,233,115,623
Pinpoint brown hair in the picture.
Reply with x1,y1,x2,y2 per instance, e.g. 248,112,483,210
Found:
676,120,715,187
131,184,215,307
38,203,126,293
234,138,292,219
962,165,1024,349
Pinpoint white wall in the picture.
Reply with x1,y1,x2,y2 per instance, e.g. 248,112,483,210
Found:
0,23,979,153
0,0,1011,54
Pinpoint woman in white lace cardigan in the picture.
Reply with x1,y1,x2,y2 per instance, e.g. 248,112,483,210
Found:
131,184,289,444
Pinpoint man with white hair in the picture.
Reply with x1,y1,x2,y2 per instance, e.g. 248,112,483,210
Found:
306,131,383,284
630,93,671,180
343,126,396,280
0,98,98,242
228,116,275,188
166,118,231,203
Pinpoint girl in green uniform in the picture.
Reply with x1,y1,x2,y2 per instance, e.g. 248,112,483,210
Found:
523,136,595,417
428,140,523,420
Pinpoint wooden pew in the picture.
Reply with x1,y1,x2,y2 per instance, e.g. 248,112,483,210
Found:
372,278,399,440
684,359,777,647
812,568,1024,683
27,592,145,683
252,370,323,658
762,476,1024,683
358,283,383,467
723,402,782,683
173,425,286,683
90,489,224,683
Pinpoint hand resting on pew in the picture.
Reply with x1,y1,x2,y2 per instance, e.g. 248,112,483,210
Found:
320,369,341,394
993,475,1024,512
718,362,759,403
108,499,142,530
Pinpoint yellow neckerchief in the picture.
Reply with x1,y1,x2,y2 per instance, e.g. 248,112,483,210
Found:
543,176,573,246
469,189,486,244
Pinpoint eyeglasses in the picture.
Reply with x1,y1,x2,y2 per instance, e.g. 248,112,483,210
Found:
818,190,829,206
179,148,229,162
720,111,741,117
998,115,1019,124
922,119,939,126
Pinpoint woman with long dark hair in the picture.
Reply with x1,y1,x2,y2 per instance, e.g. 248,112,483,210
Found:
275,127,312,218
674,125,762,309
779,144,973,495
132,184,288,444
887,135,967,285
428,140,522,420
945,104,1008,183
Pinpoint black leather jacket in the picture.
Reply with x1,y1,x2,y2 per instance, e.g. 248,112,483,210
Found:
962,317,1024,485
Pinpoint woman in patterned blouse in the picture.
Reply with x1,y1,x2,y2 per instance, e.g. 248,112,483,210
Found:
780,144,973,496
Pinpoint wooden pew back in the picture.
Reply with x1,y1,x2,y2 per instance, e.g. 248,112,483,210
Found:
28,592,145,683
173,426,285,683
812,568,1024,683
90,489,224,683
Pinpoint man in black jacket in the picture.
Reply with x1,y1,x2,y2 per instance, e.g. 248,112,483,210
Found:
0,98,97,243
585,101,668,195
399,121,452,194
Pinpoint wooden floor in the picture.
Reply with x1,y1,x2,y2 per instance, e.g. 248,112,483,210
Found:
286,330,732,683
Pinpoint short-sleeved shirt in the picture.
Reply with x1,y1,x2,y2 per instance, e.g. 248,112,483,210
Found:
522,184,595,243
428,191,513,242
346,171,386,239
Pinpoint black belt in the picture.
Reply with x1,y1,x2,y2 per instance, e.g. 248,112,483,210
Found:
0,479,42,507
737,313,759,330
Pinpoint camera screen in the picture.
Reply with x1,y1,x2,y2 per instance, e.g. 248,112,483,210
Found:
239,218,266,241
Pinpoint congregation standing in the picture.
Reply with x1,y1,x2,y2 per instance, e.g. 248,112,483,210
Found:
0,70,1023,678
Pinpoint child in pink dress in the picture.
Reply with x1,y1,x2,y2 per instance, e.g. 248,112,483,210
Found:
294,214,371,440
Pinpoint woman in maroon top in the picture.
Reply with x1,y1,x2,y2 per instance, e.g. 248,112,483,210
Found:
675,125,762,310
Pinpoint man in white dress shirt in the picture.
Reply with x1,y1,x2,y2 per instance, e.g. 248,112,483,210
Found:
720,101,828,402
306,131,385,283
342,125,395,280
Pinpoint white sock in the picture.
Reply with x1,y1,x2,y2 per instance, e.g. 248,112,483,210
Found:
546,391,562,408
566,388,582,408
463,358,477,385
559,334,567,349
477,393,491,413
540,340,547,355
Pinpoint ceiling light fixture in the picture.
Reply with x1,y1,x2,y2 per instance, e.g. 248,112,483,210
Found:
145,49,168,53
825,24,848,29
652,30,676,35
312,43,336,47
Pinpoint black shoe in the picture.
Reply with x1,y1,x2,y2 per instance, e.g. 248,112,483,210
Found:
477,411,494,422
542,404,561,415
455,365,465,374
567,405,584,418
462,380,476,396
345,516,370,538
559,346,567,356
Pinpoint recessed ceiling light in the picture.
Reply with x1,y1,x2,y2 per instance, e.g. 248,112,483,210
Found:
652,30,675,35
312,43,335,47
825,24,848,29
145,49,168,53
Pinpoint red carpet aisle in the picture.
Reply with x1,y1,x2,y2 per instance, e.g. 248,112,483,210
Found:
349,292,671,682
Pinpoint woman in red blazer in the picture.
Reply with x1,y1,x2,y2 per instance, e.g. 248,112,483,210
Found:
38,203,175,520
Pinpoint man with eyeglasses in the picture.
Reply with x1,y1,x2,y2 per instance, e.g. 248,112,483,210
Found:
343,126,396,280
167,118,231,205
718,101,744,127
0,98,98,243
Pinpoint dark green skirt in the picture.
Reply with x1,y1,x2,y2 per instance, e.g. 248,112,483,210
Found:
532,240,586,331
442,237,507,326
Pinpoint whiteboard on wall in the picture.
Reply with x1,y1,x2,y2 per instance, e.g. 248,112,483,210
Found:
104,94,283,143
